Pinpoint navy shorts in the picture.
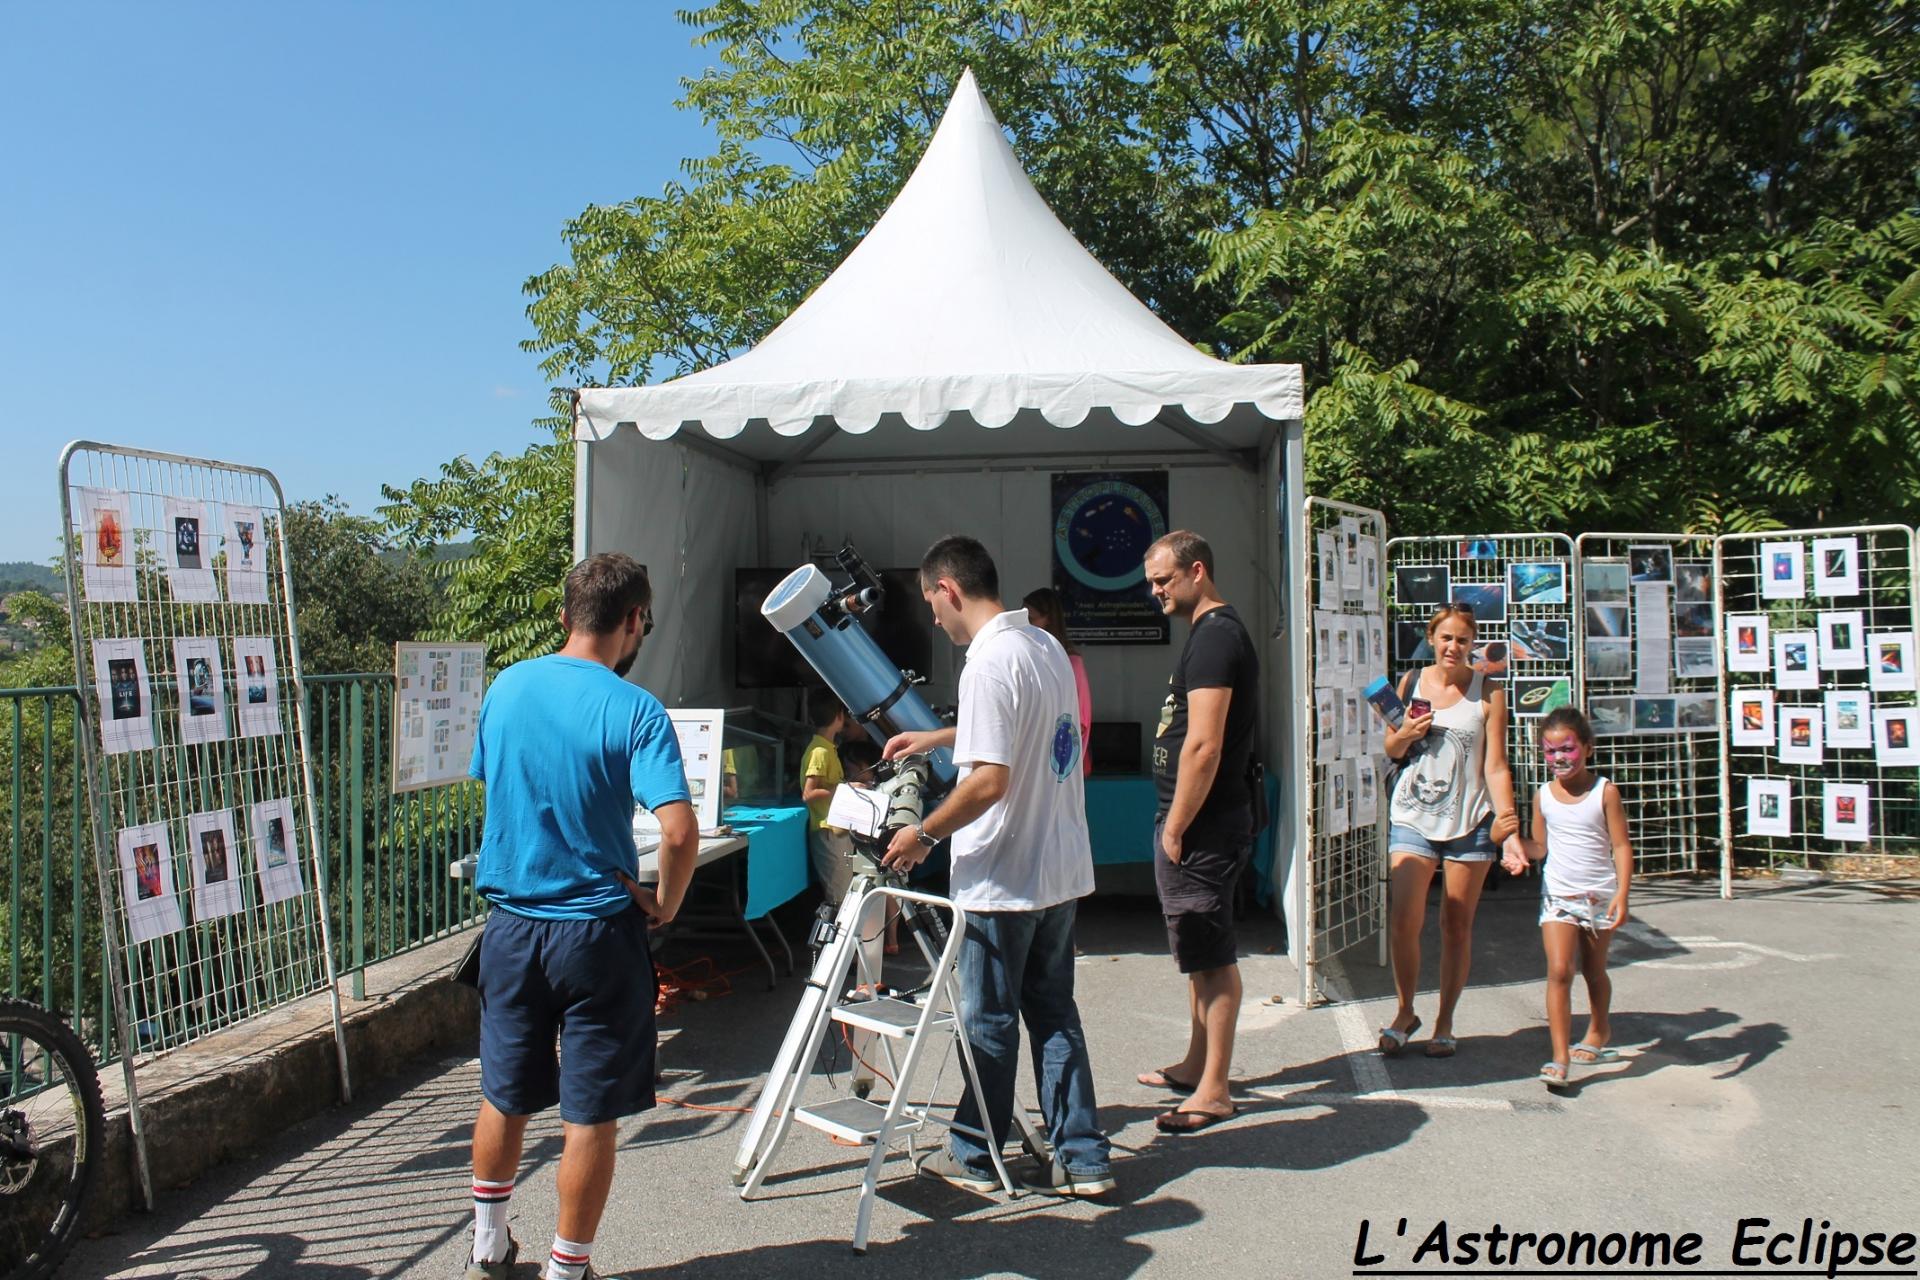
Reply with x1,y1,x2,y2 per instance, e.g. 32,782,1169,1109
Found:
1153,821,1252,974
477,905,657,1125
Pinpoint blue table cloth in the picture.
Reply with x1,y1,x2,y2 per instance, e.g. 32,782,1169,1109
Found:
722,804,810,919
1084,775,1280,905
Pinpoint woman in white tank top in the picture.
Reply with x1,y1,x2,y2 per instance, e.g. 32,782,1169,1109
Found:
1503,706,1634,1089
1376,604,1520,1059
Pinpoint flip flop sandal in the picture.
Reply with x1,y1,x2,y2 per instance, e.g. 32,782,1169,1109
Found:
1156,1105,1237,1134
1136,1068,1198,1093
1376,1017,1422,1056
1424,1035,1459,1058
1539,1061,1571,1090
1570,1043,1619,1064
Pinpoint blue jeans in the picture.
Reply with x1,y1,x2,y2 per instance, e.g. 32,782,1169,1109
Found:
947,901,1110,1177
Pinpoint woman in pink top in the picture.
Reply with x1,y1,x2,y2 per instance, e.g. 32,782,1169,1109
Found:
1024,588,1093,775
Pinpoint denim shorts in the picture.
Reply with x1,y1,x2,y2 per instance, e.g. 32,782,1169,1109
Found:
1387,815,1498,863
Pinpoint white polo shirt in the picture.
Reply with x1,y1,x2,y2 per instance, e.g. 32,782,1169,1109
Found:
949,609,1094,912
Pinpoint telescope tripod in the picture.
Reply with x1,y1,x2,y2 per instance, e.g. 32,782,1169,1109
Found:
731,865,1047,1253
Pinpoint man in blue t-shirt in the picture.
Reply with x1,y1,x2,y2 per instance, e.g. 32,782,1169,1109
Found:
461,553,697,1280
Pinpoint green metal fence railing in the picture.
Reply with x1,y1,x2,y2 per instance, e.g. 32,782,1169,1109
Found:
1,673,486,1065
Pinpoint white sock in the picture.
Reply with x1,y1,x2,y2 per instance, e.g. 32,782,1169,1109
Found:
470,1178,513,1262
547,1235,593,1280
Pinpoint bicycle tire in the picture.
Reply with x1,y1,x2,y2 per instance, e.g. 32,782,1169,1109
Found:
0,998,106,1280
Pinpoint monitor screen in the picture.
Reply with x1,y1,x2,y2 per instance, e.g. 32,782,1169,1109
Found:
734,567,934,690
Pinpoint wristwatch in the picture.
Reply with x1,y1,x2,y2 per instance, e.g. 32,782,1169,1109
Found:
913,824,939,848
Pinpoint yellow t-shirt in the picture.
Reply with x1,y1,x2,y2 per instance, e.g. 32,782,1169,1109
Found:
801,733,844,830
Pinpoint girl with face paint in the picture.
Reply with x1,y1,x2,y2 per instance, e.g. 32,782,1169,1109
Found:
1502,707,1634,1089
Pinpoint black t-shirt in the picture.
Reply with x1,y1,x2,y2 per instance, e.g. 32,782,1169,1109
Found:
1153,604,1260,839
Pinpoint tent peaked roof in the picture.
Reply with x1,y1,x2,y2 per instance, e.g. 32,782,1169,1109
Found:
575,68,1302,450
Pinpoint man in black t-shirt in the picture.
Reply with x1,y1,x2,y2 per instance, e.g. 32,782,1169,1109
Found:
1141,529,1259,1134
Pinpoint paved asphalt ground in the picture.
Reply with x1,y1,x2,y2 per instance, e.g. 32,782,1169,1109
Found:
65,877,1918,1279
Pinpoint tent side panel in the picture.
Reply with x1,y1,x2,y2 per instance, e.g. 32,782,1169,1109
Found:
586,430,763,705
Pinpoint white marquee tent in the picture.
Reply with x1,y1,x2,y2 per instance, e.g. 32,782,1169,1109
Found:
574,70,1310,941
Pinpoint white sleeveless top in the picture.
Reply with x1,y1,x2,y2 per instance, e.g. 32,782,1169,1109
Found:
1538,777,1617,898
1388,670,1493,841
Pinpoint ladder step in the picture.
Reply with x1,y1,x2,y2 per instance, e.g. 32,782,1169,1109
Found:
793,1097,925,1145
831,996,953,1038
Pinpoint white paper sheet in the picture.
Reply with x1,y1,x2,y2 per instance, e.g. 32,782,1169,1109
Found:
163,497,219,602
1821,782,1870,842
224,504,270,603
185,809,245,921
1366,615,1387,678
117,821,185,944
77,487,137,602
1339,516,1363,594
1868,631,1917,692
1816,610,1866,670
825,783,887,837
393,642,487,793
1342,690,1363,760
1632,582,1671,694
91,638,156,755
1777,708,1823,765
1724,614,1770,674
233,636,282,738
1873,707,1919,766
173,636,229,746
1745,778,1791,837
1824,690,1873,748
1315,688,1336,754
1359,536,1381,601
1811,536,1860,597
1760,541,1805,600
1730,688,1775,747
1354,757,1379,826
1324,766,1349,837
1316,533,1338,599
1773,630,1820,690
251,797,306,905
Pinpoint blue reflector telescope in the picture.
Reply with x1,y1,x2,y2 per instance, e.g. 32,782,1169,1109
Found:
761,551,955,787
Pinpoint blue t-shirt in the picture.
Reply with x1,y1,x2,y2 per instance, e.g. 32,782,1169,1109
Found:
469,655,691,920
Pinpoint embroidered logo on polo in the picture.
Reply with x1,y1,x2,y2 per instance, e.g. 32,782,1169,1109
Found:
1050,713,1080,781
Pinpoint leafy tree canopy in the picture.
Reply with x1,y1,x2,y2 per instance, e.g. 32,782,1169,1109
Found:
386,0,1920,658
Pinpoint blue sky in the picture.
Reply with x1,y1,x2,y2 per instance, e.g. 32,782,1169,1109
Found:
0,3,718,563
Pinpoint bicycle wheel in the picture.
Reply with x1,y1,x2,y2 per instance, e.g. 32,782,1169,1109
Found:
0,999,106,1280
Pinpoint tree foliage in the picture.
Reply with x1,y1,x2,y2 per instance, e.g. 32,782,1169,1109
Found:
282,498,435,674
385,0,1919,657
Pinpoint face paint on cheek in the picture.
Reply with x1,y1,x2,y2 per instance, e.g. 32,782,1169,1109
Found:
1544,746,1584,777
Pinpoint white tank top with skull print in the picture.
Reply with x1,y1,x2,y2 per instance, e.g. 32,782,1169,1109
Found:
1389,669,1494,842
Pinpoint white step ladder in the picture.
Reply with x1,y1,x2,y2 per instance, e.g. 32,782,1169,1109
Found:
735,883,1037,1253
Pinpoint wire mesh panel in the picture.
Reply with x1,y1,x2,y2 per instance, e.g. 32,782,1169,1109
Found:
1385,534,1577,842
1303,498,1389,980
1573,534,1722,879
58,444,346,1082
1716,525,1919,879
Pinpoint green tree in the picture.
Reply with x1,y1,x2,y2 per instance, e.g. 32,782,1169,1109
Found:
282,498,435,674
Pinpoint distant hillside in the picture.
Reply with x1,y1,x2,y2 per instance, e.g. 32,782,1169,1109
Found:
0,561,61,594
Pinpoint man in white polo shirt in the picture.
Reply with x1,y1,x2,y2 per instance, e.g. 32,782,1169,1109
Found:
881,535,1113,1197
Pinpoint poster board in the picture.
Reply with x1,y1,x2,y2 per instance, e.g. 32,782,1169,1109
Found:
633,708,727,834
391,642,487,793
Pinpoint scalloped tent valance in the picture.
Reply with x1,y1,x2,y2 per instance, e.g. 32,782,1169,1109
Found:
573,69,1302,460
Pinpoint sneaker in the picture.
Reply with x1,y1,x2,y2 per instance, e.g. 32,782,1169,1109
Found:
914,1147,999,1193
464,1231,518,1280
1017,1156,1115,1198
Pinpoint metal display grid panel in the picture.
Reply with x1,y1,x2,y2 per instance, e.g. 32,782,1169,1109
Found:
1385,534,1576,844
1715,525,1919,880
1573,534,1724,881
1303,498,1389,980
59,443,349,1205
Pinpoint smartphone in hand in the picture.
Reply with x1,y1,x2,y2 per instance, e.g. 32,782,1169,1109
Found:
1407,698,1432,720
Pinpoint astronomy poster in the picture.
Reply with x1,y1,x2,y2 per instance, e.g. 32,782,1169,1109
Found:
1050,470,1170,645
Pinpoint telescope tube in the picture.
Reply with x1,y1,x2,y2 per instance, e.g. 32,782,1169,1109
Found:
761,564,956,786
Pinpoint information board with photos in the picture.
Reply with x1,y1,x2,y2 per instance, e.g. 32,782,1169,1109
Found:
392,642,487,793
